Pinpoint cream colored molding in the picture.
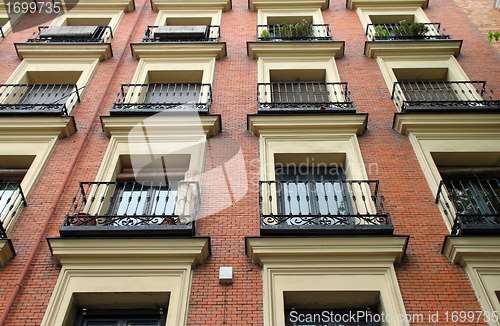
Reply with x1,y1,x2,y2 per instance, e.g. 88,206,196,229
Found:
48,237,210,266
248,114,367,136
50,10,124,34
376,55,469,109
443,236,500,325
365,40,463,58
357,7,429,31
248,114,369,181
443,237,500,265
0,117,75,233
5,57,99,115
248,41,345,59
151,0,231,12
247,236,409,266
394,113,500,136
155,9,222,26
101,115,221,138
257,56,341,83
15,43,113,61
0,12,23,38
131,57,216,85
347,0,428,10
59,0,135,12
0,117,76,138
249,0,329,11
257,8,324,25
393,114,500,230
98,114,220,183
0,239,15,266
43,237,209,326
247,236,409,326
130,42,227,60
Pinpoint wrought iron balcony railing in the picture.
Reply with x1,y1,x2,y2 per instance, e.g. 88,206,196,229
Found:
257,24,333,41
391,81,500,112
112,83,211,114
142,25,220,42
61,181,200,236
0,84,80,116
0,182,27,239
436,179,500,235
26,26,112,43
366,23,450,41
259,180,393,234
258,82,355,112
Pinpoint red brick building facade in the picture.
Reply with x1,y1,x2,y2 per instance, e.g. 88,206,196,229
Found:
0,0,499,325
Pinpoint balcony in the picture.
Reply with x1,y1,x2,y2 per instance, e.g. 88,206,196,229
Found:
257,24,333,41
0,182,27,239
391,81,500,113
111,83,212,115
366,22,450,41
259,180,393,234
0,84,80,116
142,25,220,42
60,181,200,236
436,179,500,235
257,82,355,113
26,26,112,43
15,26,113,61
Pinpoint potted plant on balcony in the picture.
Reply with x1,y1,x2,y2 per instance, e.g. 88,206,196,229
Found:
276,19,313,40
375,20,430,39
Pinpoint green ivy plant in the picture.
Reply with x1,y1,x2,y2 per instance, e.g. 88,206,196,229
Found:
488,31,500,43
276,19,313,39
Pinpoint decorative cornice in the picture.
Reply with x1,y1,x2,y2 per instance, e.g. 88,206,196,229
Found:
393,113,500,135
130,42,226,60
247,114,368,136
247,41,344,59
442,236,500,266
0,116,76,139
15,43,113,61
346,0,428,10
101,114,221,138
246,236,409,266
364,40,462,58
150,0,231,11
58,0,135,12
47,237,211,267
248,0,329,10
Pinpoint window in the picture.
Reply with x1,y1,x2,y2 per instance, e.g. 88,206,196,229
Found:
107,166,187,221
376,56,490,112
3,58,99,115
275,166,350,218
73,309,166,326
43,237,210,326
245,237,410,326
440,167,500,216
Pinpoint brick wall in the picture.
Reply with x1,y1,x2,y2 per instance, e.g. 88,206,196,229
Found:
0,0,499,325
